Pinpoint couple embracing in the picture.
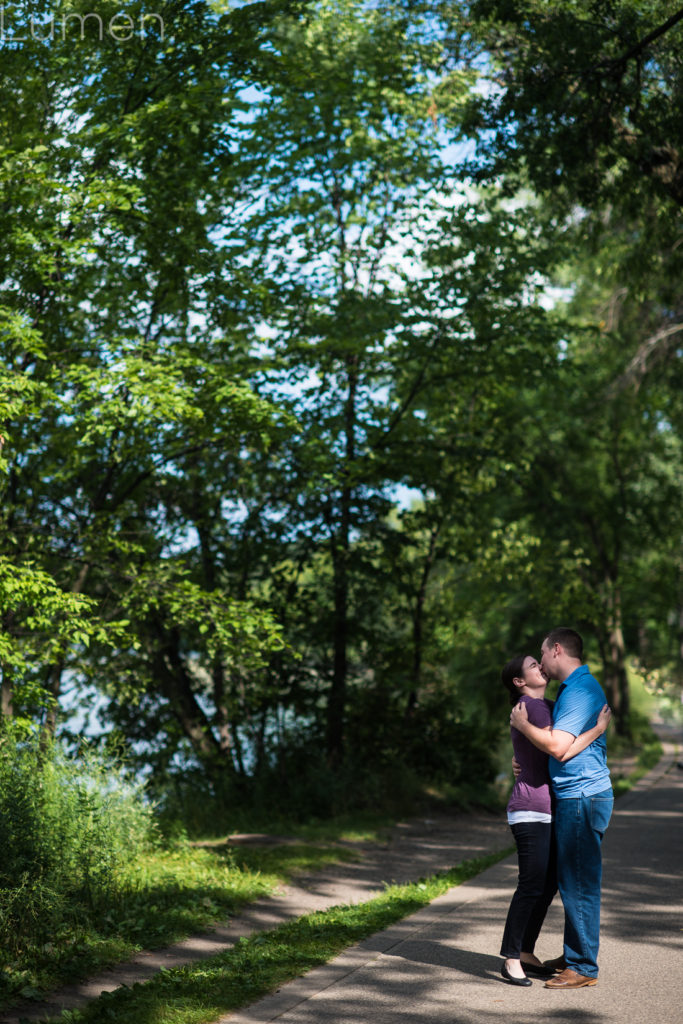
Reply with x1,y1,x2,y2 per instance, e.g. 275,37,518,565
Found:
499,626,614,989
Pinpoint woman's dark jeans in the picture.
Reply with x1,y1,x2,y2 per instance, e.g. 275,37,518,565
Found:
500,821,558,959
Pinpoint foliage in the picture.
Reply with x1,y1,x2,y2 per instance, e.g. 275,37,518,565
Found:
464,1,683,211
441,0,683,735
0,774,360,1007
0,0,294,773
0,736,155,962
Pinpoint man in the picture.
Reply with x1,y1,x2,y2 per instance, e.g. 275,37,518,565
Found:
510,626,613,989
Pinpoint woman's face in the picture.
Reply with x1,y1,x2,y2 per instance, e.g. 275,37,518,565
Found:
521,656,548,689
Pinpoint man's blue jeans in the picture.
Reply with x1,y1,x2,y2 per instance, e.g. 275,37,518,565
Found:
554,788,613,978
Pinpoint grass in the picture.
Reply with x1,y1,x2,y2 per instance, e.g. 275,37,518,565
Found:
0,840,359,1007
191,810,397,846
606,663,666,797
47,848,513,1024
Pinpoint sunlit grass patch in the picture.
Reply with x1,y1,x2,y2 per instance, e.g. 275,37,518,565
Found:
228,842,359,877
191,809,396,847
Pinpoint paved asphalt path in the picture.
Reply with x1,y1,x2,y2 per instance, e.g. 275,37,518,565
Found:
226,742,683,1024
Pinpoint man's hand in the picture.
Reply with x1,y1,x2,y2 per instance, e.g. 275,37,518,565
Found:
510,700,529,731
596,704,611,734
512,755,522,780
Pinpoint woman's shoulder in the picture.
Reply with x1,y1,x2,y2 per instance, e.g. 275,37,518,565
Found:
520,695,553,726
519,694,552,707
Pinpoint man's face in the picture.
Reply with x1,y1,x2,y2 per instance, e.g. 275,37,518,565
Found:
540,640,556,681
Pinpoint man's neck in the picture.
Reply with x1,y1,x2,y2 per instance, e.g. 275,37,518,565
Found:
557,658,583,683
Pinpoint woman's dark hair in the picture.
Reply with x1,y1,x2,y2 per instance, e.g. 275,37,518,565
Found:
501,655,527,706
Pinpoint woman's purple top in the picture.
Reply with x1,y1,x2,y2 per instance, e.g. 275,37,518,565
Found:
507,695,554,815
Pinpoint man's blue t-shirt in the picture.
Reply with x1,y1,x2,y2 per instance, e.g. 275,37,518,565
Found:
549,665,611,798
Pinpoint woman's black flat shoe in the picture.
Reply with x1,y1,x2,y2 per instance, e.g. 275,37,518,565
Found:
520,961,556,978
501,962,532,986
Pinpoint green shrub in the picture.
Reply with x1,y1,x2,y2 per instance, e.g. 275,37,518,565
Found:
0,735,156,953
0,875,66,948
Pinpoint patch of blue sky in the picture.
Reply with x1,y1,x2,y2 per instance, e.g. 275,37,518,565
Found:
219,495,250,525
208,0,258,14
393,482,423,509
161,523,202,556
60,676,112,742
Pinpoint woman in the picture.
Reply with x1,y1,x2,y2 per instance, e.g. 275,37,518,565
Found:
499,654,611,986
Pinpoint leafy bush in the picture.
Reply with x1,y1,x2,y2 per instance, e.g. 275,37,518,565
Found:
0,735,156,954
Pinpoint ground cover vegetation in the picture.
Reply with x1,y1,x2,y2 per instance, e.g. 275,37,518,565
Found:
0,732,363,1005
1,0,682,1002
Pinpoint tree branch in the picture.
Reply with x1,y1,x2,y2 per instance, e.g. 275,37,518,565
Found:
612,319,683,392
603,7,683,71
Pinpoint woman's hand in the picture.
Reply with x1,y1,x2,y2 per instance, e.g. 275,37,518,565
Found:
596,703,612,734
510,701,529,731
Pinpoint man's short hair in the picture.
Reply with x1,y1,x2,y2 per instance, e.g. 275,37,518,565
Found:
544,627,583,660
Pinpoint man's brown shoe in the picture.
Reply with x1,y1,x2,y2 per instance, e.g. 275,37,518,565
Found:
545,968,598,989
542,955,567,973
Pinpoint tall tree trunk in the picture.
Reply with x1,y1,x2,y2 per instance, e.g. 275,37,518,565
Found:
155,625,235,779
598,581,630,736
406,521,441,717
213,660,236,763
326,353,357,765
41,662,64,742
42,561,91,742
193,491,238,768
327,523,348,764
1,667,13,720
